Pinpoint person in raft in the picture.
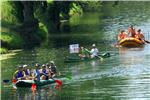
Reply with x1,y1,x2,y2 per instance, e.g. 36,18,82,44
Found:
32,63,41,81
13,65,26,80
79,46,90,59
49,61,57,78
135,29,145,43
118,30,128,41
90,44,99,58
23,64,31,79
40,64,51,80
128,25,136,37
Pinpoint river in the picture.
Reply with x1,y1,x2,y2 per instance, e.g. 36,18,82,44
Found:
1,2,150,100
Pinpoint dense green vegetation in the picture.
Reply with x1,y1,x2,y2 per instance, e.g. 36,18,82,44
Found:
1,1,118,53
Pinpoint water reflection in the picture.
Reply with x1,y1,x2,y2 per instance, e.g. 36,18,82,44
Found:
118,47,145,65
4,85,61,100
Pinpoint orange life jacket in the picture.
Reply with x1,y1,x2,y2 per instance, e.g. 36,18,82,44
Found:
135,32,144,40
118,32,127,40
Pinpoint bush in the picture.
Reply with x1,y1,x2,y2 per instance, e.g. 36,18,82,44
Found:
1,32,23,49
0,48,8,54
36,23,48,41
69,3,83,16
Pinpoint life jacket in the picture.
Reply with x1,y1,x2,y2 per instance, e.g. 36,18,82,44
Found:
24,69,30,76
34,69,40,81
119,33,125,39
135,32,144,40
42,69,48,74
16,71,24,79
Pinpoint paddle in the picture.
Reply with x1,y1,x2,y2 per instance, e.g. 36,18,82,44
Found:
58,71,72,80
81,47,104,61
3,79,10,83
114,39,122,47
51,78,62,89
3,79,17,84
65,72,72,80
144,40,150,44
12,79,17,89
96,55,104,61
31,83,36,91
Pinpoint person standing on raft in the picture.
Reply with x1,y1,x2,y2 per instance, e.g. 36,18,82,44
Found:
128,25,136,37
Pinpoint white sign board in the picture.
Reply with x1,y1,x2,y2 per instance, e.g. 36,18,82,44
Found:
69,44,79,53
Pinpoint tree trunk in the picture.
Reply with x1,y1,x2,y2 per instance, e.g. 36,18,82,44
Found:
20,1,39,48
47,1,61,33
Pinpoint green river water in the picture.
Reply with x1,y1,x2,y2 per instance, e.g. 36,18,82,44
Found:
1,2,150,100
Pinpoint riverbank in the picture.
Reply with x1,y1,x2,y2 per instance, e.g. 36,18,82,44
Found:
0,49,22,60
1,22,47,54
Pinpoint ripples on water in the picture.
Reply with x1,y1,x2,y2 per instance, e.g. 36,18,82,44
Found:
2,2,150,100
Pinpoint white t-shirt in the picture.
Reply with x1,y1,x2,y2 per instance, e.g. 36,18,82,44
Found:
90,48,99,57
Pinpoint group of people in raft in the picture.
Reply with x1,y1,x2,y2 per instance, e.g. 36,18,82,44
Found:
117,25,145,43
13,61,57,81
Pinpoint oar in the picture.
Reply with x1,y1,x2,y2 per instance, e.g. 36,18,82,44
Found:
96,55,104,61
3,79,10,83
12,79,17,89
31,83,36,92
82,48,104,61
51,78,62,89
144,40,150,44
3,79,17,84
58,72,72,80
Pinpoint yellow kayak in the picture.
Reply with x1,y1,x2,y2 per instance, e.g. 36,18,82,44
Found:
119,37,145,47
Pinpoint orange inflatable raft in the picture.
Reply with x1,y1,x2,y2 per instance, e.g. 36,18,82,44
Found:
118,37,145,47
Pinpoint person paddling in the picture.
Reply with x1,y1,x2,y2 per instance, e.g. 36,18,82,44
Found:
128,25,136,37
79,46,90,59
135,29,145,43
13,65,26,80
135,29,150,43
90,44,99,58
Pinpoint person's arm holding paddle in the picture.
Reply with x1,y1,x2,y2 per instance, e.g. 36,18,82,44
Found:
137,29,150,44
141,32,150,43
90,44,103,60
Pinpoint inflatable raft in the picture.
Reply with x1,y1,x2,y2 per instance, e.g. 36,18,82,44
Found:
15,79,56,87
118,37,144,47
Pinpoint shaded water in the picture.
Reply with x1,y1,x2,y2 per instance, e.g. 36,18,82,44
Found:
1,2,150,100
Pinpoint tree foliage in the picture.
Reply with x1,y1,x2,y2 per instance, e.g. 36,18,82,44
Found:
1,1,22,24
1,1,116,49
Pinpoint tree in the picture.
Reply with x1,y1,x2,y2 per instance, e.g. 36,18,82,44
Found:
20,1,39,48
